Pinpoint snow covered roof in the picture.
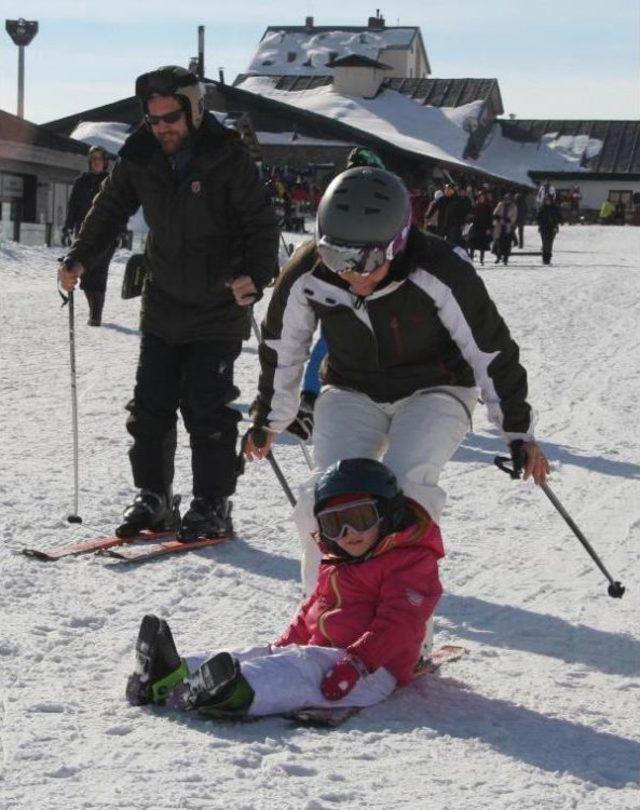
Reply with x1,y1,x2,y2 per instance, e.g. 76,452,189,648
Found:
248,25,428,76
69,121,133,156
385,77,504,116
234,75,497,178
499,120,640,176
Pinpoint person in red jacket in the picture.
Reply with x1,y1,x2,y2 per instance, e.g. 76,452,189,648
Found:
126,459,443,716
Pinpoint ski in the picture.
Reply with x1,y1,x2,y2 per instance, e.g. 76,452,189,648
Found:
104,534,229,563
21,530,175,561
287,645,467,728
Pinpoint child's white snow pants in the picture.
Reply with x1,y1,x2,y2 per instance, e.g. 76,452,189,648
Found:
186,644,397,716
293,385,477,595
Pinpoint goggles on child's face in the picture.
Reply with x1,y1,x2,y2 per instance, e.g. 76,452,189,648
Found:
316,237,388,276
316,498,381,541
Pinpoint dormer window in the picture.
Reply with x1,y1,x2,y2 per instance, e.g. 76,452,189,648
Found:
329,50,338,61
287,51,296,63
262,59,274,66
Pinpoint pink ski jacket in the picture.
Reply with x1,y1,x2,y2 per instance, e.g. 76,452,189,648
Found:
276,505,443,685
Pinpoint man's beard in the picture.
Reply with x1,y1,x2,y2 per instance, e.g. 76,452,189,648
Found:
157,131,188,155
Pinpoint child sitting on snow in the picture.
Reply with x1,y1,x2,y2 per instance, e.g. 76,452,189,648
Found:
126,458,444,717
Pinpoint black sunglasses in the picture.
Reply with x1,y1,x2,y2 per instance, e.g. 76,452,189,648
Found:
145,110,185,126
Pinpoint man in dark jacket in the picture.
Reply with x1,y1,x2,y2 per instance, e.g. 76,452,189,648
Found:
63,145,115,325
440,183,470,247
58,66,279,539
536,194,563,264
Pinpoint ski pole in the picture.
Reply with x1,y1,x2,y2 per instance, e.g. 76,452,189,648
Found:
494,455,624,599
251,428,297,508
281,232,293,257
61,286,82,524
250,312,313,471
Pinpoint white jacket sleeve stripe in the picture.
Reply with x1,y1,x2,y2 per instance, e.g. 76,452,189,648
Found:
412,268,518,436
263,275,318,431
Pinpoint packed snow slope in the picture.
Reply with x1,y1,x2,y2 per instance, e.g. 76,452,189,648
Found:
1,226,639,809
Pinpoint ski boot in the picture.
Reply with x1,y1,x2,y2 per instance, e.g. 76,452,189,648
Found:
115,490,181,538
168,652,254,716
126,615,188,706
177,497,233,542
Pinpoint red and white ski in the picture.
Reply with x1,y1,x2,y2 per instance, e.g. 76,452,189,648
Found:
22,531,229,563
287,645,467,728
21,530,175,561
104,535,229,563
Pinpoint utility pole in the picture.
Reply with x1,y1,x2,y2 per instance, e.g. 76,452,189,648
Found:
197,25,205,79
5,18,39,119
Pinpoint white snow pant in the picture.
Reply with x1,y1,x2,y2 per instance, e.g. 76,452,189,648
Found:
293,385,477,596
186,644,397,716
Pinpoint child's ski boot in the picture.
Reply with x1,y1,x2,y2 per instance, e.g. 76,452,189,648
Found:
126,615,187,705
168,652,254,716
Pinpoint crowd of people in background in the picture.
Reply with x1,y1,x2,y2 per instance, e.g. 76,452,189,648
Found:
263,166,323,233
263,162,635,263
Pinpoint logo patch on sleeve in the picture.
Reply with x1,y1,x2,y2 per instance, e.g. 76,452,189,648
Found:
405,588,424,606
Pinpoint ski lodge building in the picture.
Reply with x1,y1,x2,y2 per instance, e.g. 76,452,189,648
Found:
3,13,639,246
0,108,88,244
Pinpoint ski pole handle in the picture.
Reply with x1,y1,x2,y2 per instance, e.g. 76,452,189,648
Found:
494,455,520,479
252,428,297,508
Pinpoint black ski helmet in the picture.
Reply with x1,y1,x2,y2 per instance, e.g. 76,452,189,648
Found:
314,459,406,559
135,65,205,130
316,167,411,247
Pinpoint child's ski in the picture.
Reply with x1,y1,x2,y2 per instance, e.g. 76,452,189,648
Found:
22,530,175,561
104,535,229,563
287,645,468,728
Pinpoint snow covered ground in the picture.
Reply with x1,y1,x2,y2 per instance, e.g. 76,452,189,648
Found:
1,226,639,809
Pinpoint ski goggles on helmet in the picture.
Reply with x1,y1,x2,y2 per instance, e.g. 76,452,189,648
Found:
135,67,198,102
316,498,381,541
316,238,389,276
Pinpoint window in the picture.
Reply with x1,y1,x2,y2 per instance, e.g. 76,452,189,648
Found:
287,51,296,63
608,190,632,207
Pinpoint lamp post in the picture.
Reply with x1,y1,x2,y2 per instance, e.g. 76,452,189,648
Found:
5,18,39,119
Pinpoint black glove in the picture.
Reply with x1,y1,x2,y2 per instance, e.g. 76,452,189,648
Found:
286,391,317,441
509,440,527,479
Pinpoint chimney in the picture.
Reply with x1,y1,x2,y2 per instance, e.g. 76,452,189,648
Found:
305,16,314,31
367,9,385,30
218,67,225,84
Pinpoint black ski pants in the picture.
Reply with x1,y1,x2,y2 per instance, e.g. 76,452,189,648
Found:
126,332,242,499
540,229,556,264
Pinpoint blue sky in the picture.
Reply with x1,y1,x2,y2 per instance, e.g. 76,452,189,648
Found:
1,0,638,124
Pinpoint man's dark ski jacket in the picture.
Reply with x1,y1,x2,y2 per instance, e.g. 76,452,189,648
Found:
66,112,279,343
254,229,535,442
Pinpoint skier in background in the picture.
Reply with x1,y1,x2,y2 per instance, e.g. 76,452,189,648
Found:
244,166,549,645
537,194,563,264
492,193,518,265
126,460,442,717
58,65,278,541
62,145,116,326
467,189,493,265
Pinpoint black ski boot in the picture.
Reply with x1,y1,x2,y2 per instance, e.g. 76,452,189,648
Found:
168,652,254,715
177,497,233,542
116,490,180,538
126,615,187,706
